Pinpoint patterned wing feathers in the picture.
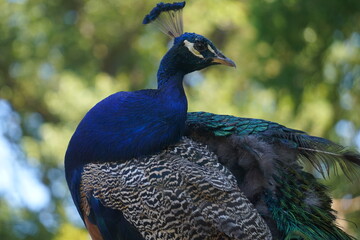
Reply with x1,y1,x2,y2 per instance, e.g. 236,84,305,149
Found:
80,137,271,240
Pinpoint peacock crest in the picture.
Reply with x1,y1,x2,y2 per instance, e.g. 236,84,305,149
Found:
143,1,185,38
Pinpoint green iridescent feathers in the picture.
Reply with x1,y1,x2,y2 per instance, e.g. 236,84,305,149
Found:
186,111,359,239
186,111,360,179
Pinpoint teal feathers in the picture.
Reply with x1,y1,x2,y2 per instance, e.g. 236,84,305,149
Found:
186,111,360,179
269,168,353,240
186,111,359,239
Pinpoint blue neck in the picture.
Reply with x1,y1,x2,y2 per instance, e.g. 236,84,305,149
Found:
65,52,188,172
157,51,185,89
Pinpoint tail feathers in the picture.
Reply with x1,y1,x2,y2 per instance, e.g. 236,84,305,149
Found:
288,133,360,179
343,151,360,166
186,112,360,179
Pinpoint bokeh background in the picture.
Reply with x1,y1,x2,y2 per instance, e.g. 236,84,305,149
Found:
1,0,360,239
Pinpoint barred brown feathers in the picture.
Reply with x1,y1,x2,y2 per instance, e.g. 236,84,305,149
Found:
80,137,271,240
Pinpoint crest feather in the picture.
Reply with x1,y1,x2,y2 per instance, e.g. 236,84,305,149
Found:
143,2,185,38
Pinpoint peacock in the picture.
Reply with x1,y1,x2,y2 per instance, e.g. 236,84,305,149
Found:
65,2,360,240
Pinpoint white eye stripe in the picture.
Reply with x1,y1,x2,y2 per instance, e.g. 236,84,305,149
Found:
207,44,216,54
183,40,204,59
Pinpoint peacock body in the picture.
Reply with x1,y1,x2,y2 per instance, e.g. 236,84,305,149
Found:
65,2,360,240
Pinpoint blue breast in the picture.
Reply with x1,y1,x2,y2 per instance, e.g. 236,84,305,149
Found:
65,84,187,173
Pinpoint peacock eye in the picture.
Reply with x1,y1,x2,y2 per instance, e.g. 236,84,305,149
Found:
194,41,207,52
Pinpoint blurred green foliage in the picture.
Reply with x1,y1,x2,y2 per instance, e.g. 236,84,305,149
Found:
0,0,360,239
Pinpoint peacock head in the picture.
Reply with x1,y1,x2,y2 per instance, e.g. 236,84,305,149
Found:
144,2,235,74
166,32,235,73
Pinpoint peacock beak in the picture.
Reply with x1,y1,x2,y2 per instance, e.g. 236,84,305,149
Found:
211,53,236,67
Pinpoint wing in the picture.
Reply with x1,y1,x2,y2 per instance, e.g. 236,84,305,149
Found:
67,166,144,240
185,111,360,240
80,137,272,240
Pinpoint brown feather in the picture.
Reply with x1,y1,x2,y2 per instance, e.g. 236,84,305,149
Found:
84,214,104,240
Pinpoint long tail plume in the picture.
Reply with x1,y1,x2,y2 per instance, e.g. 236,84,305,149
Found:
290,134,360,179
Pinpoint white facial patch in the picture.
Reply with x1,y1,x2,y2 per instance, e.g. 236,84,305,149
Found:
183,40,204,58
207,44,216,55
